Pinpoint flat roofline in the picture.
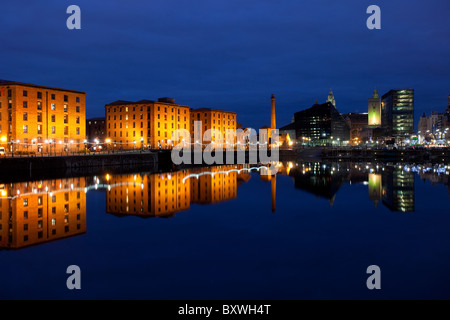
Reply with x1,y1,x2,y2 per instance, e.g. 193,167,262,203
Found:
0,80,85,94
105,100,189,108
382,89,414,98
191,108,236,114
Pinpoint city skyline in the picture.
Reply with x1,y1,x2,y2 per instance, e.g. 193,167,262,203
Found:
0,0,448,129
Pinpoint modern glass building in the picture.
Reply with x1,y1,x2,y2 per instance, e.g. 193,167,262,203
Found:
293,102,350,145
381,89,414,137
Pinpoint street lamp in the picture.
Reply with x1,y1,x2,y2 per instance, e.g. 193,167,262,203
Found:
105,138,111,152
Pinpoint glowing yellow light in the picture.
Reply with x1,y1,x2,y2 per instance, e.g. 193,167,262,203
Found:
106,139,111,143
1,190,6,197
0,136,6,142
106,174,110,181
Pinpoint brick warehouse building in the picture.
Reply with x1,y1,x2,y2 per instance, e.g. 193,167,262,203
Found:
189,108,237,145
105,98,237,149
0,80,86,154
105,98,190,149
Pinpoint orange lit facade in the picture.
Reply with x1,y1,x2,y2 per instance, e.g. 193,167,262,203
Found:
0,178,87,249
105,98,190,149
0,80,86,153
190,166,239,204
190,108,237,145
106,171,190,218
105,165,249,218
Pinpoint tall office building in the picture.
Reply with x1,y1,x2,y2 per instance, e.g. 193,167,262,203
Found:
0,80,86,153
381,89,414,137
293,101,350,145
368,88,381,126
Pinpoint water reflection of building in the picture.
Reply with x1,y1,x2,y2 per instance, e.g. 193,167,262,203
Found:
0,178,87,249
418,167,450,198
190,166,239,204
368,173,382,208
106,172,190,218
382,167,415,212
289,162,350,206
259,170,277,212
106,165,250,218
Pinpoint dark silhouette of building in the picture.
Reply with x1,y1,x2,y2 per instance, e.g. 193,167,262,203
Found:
343,113,368,144
289,162,350,206
86,117,106,143
293,102,350,145
381,89,414,138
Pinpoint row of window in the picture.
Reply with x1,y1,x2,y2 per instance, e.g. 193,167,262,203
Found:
192,119,235,125
22,113,81,124
21,213,82,229
18,101,81,112
194,113,236,120
21,90,81,103
108,114,188,121
107,106,188,114
0,225,82,244
22,125,80,135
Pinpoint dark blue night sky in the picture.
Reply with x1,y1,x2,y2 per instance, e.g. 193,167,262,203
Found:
1,0,449,129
